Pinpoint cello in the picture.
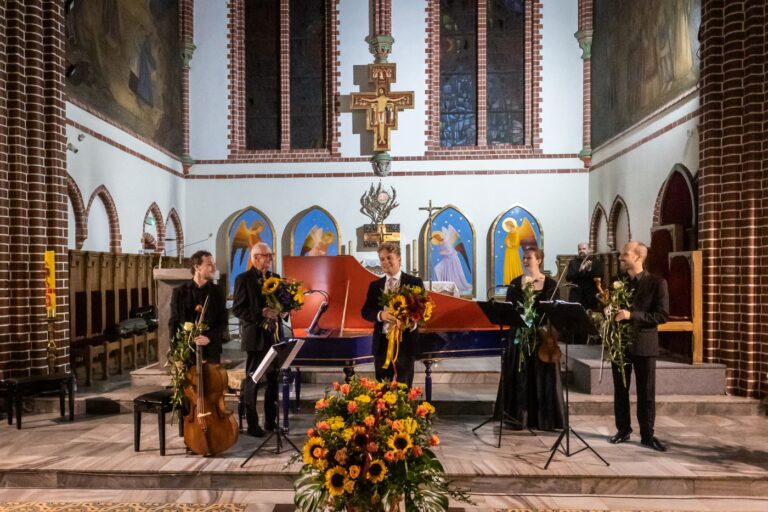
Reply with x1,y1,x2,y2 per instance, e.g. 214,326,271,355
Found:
183,297,239,456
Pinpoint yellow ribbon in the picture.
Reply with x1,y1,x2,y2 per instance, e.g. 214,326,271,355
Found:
382,325,403,370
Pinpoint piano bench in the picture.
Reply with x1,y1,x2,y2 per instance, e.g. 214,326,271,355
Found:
1,373,75,429
133,389,183,456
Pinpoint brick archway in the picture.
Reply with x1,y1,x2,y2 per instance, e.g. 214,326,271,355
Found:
142,202,165,255
86,185,122,254
65,174,87,249
166,208,184,257
589,203,607,253
608,195,631,251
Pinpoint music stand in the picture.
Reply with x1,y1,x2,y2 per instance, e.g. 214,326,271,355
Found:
472,300,531,448
537,300,609,469
240,339,305,467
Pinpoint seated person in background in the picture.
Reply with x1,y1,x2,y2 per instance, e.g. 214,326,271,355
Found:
495,247,565,431
566,242,603,343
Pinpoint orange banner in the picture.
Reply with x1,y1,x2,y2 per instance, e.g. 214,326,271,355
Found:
44,250,56,317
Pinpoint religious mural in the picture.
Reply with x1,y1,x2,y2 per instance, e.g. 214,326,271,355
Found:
65,0,182,155
490,206,542,294
423,206,475,297
228,208,275,295
289,207,340,257
591,0,701,147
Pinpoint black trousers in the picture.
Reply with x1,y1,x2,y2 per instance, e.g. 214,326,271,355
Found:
611,354,656,440
374,339,415,388
242,348,279,428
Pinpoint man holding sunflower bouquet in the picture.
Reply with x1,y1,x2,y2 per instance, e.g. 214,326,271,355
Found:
361,242,426,388
233,242,283,437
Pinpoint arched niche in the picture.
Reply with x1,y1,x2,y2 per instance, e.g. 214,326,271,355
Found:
85,185,121,253
165,208,184,257
221,207,276,296
283,206,341,257
608,196,631,251
590,203,609,254
487,205,543,293
419,205,476,298
141,202,165,255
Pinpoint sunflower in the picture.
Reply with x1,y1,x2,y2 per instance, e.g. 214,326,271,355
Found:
423,301,434,322
302,437,327,469
388,295,407,315
367,459,387,483
387,432,413,454
325,466,347,496
262,276,281,294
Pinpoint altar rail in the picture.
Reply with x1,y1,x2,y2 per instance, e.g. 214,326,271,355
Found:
68,251,189,385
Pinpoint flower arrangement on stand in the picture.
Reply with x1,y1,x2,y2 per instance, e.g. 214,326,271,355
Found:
293,377,471,512
259,274,305,339
514,275,538,371
378,285,434,377
592,279,635,387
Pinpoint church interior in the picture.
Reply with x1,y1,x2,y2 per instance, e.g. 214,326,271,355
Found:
0,0,766,511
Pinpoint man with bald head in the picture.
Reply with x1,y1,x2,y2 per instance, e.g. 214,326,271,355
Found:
232,242,281,437
608,241,669,451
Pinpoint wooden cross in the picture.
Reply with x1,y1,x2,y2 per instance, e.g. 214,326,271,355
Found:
351,63,414,152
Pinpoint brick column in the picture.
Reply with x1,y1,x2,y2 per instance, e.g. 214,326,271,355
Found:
180,0,195,173
0,0,69,378
698,0,767,398
575,0,593,167
280,0,291,151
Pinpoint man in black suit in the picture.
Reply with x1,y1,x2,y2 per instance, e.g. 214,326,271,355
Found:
168,250,228,365
232,242,281,437
566,242,603,312
608,241,669,451
361,242,424,388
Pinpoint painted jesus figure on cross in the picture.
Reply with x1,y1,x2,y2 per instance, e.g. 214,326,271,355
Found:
351,63,414,153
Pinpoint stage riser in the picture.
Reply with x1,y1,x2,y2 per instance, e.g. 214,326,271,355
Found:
1,470,765,498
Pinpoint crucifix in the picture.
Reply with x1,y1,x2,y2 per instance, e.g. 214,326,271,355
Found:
418,200,444,291
351,63,414,153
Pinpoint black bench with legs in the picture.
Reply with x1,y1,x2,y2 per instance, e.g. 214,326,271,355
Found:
1,373,76,429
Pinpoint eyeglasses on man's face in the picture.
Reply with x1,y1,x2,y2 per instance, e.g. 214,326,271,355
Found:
253,253,273,259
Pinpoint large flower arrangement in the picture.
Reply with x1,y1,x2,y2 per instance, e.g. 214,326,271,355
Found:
513,276,538,371
378,285,434,376
293,377,470,512
165,307,206,409
593,279,635,387
259,274,305,339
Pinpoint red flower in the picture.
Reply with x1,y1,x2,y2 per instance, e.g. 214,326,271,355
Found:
347,401,358,413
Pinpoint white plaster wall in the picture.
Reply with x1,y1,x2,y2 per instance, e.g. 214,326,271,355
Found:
189,0,230,160
82,197,109,253
184,172,589,296
589,94,700,246
539,0,583,154
66,103,185,254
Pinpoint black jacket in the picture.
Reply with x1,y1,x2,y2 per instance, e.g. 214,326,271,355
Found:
168,280,228,363
361,272,424,357
625,271,669,357
565,256,603,310
232,268,282,353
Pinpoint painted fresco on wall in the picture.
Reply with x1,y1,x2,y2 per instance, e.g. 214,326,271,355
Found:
490,206,542,293
228,208,275,295
65,0,182,154
592,0,700,147
290,207,340,257
423,206,475,297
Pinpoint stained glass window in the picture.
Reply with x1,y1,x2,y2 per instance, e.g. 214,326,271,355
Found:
487,0,525,145
440,0,477,147
290,0,326,149
245,0,280,149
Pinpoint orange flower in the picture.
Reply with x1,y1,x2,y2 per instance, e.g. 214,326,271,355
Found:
415,405,428,417
315,399,329,410
317,421,330,431
332,382,340,391
366,442,378,453
307,428,316,437
348,465,361,479
412,445,423,457
428,434,440,446
363,415,375,428
376,399,387,411
408,387,422,400
340,384,350,395
347,401,358,413
391,420,403,432
384,450,396,462
334,447,348,464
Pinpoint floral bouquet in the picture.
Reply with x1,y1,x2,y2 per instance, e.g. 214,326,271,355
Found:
592,279,635,387
165,306,207,409
293,377,471,512
513,275,539,371
260,274,305,338
378,285,434,376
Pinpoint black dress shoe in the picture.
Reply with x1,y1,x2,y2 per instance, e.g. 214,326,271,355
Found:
246,425,266,437
264,423,277,432
641,436,667,452
608,431,631,444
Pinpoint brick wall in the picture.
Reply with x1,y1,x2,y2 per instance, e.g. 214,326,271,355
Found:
0,0,70,378
698,0,767,398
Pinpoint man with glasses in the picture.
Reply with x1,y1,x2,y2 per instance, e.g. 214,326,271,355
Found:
232,242,281,437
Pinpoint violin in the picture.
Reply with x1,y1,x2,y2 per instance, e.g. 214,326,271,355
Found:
183,297,239,456
595,277,610,307
537,323,562,364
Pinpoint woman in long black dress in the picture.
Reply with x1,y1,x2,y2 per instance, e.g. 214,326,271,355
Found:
494,247,565,431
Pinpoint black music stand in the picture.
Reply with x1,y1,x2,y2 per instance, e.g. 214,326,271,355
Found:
241,339,304,467
537,300,609,469
472,300,531,448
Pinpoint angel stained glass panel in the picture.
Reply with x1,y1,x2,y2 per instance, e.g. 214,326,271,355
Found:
291,207,340,257
490,206,542,293
424,206,475,297
228,208,275,295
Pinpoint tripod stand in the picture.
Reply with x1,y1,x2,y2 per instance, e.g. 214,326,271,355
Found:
472,301,532,447
538,301,609,469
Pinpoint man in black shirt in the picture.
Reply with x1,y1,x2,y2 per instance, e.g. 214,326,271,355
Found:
565,242,602,312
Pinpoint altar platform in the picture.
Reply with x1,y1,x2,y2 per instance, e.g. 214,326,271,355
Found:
0,378,766,512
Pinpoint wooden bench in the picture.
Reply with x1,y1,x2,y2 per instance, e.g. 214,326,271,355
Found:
1,373,75,429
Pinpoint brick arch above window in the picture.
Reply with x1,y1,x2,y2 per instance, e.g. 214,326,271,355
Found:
608,195,631,251
86,185,122,254
65,174,87,249
142,202,166,255
166,208,184,257
653,163,697,228
589,202,607,253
